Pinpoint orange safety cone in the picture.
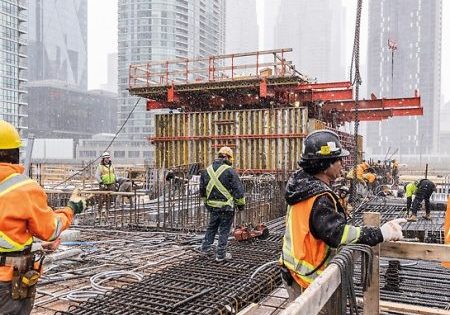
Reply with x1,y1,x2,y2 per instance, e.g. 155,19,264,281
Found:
442,196,450,269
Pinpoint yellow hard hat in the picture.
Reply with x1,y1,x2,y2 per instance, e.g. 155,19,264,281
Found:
0,120,21,149
218,146,233,159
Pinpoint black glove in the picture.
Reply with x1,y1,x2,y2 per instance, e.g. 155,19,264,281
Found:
237,204,245,212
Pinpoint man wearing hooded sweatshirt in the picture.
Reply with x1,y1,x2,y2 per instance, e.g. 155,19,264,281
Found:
279,130,406,308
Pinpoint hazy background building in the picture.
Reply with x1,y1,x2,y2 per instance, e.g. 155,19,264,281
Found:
262,0,281,51
118,0,225,162
27,80,117,140
274,0,346,82
225,0,258,53
365,0,442,159
0,0,27,134
100,52,118,93
27,0,88,90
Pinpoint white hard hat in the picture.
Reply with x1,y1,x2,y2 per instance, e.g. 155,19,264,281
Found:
102,152,111,158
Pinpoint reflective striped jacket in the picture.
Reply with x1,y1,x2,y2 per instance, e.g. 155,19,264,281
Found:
0,163,74,281
199,159,245,211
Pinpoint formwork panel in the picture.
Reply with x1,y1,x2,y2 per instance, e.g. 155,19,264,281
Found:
152,108,308,172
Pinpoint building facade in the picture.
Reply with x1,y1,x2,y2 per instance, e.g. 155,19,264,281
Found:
0,0,27,134
118,0,225,162
225,0,258,54
273,0,346,82
27,0,87,90
365,0,442,156
27,81,117,140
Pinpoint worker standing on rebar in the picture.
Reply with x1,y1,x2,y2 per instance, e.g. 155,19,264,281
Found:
95,152,117,211
198,146,245,262
406,179,436,222
0,120,86,315
279,130,406,305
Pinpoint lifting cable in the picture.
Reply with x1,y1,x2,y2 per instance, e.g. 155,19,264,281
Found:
49,97,143,189
349,0,363,204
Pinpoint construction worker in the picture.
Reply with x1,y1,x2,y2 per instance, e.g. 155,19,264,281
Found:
336,185,351,218
406,179,436,222
198,146,245,262
0,120,86,314
346,160,369,182
279,130,406,305
95,152,117,212
391,159,399,184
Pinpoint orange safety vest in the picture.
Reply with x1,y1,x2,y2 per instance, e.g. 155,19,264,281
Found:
0,163,74,281
443,197,450,269
280,192,361,288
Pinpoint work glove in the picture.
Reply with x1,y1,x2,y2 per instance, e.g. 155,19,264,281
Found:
236,204,245,212
99,183,106,190
68,188,87,214
380,218,407,242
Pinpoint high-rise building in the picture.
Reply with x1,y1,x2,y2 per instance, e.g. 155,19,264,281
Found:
274,0,346,82
101,53,118,93
262,0,281,50
225,0,258,53
118,0,225,161
365,0,442,156
0,0,27,134
27,0,87,90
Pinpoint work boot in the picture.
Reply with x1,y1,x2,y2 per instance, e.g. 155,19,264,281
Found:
215,252,232,262
407,214,417,222
422,213,432,220
193,246,213,256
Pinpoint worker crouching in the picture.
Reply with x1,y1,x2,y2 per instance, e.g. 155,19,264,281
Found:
0,120,86,314
199,146,245,262
279,130,406,311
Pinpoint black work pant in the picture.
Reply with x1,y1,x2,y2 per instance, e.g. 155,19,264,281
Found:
411,192,432,216
201,210,234,259
0,282,34,315
406,196,412,212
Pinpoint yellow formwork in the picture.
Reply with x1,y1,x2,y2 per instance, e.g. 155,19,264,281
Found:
153,108,309,172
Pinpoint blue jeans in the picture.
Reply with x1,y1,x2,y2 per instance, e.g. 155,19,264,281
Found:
201,210,234,259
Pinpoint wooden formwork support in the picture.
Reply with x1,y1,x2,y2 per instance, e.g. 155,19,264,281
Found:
153,108,308,171
280,211,450,315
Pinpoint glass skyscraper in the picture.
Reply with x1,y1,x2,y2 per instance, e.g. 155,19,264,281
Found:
118,0,225,152
0,0,27,133
27,0,87,90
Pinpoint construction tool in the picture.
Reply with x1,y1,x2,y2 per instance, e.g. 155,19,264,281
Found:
233,223,269,241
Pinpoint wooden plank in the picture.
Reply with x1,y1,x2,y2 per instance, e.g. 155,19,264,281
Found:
380,242,450,261
356,298,450,315
363,212,380,315
379,300,450,315
280,264,341,315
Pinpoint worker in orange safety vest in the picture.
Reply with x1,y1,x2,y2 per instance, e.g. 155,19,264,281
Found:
279,130,407,311
0,120,86,314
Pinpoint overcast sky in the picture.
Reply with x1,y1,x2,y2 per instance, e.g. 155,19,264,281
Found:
88,0,449,103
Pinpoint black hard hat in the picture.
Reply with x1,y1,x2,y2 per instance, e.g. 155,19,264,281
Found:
300,130,350,161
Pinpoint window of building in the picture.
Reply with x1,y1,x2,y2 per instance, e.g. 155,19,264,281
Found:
114,151,126,158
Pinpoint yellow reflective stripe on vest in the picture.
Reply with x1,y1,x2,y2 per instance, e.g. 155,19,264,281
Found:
206,164,233,207
100,165,116,185
340,225,361,245
0,173,35,252
281,205,328,283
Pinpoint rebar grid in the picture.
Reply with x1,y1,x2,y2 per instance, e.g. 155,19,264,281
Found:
55,235,282,315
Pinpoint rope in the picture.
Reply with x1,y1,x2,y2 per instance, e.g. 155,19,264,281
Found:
349,0,363,206
330,244,373,315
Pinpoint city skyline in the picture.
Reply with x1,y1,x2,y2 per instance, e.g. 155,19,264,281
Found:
88,0,449,103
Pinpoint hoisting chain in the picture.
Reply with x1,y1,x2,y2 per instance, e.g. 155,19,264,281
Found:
349,0,363,205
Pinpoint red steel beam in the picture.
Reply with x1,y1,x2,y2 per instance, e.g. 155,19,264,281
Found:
298,88,353,102
296,81,352,90
323,96,421,111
